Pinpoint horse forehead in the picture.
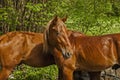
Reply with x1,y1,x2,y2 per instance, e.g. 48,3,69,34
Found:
55,23,66,32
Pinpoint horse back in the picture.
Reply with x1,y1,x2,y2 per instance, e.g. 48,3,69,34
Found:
0,31,43,66
73,34,119,71
0,31,43,44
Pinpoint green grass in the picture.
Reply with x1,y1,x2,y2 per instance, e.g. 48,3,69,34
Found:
9,64,58,80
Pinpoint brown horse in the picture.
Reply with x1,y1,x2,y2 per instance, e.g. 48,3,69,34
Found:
43,16,120,80
0,31,56,80
59,28,101,80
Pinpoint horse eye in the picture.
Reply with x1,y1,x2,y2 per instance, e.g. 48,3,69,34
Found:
56,32,60,35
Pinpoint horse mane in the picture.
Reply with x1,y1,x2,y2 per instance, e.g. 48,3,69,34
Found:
43,19,52,54
43,29,48,54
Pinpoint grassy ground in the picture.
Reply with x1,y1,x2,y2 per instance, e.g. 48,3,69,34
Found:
9,64,58,80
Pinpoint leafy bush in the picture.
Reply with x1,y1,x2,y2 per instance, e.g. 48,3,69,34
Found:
9,64,58,80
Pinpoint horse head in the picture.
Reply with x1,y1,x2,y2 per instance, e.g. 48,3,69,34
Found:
43,16,73,58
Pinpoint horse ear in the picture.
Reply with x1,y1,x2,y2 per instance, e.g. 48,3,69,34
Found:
62,16,67,22
52,16,58,25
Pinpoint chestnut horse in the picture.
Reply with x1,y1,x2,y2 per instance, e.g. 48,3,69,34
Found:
0,31,56,80
43,16,120,80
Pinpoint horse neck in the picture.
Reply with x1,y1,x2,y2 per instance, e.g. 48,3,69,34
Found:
23,48,55,67
37,44,55,66
41,51,55,67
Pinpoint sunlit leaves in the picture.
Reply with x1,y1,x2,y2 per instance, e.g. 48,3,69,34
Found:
26,3,45,12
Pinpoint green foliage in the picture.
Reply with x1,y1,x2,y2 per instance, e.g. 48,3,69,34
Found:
65,0,120,35
0,7,19,31
26,3,43,12
1,0,120,34
9,65,58,80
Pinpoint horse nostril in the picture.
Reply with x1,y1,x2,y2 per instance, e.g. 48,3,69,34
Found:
61,48,73,59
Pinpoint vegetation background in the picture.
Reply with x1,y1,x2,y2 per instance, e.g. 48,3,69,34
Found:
0,0,120,80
